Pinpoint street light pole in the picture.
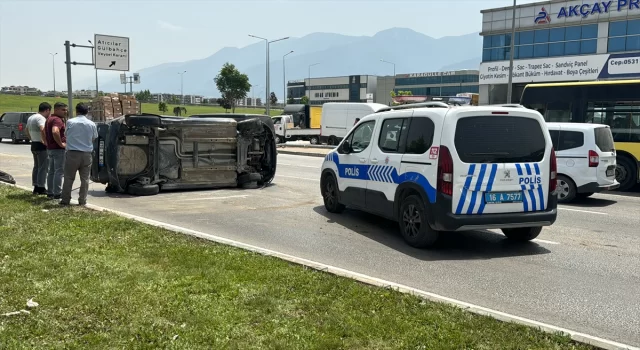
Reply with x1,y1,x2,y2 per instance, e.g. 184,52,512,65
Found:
380,59,396,76
283,50,294,106
49,53,57,93
249,34,290,116
308,63,320,102
178,70,186,105
507,0,517,103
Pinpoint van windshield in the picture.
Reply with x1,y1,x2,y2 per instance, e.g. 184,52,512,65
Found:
454,116,546,163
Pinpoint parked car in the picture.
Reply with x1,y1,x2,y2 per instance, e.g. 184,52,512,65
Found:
91,113,277,196
547,123,619,203
0,112,31,143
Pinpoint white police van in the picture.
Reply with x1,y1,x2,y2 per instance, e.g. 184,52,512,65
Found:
320,105,558,248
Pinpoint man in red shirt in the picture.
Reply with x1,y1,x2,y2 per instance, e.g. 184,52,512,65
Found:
44,102,68,199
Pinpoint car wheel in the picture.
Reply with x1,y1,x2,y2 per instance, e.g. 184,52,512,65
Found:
502,227,542,241
321,174,345,213
238,173,261,189
126,183,160,196
327,136,337,146
556,175,576,203
309,136,319,145
615,156,637,191
399,195,439,248
125,115,161,127
11,132,18,144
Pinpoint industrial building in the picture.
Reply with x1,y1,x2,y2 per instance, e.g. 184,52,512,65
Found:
480,0,640,104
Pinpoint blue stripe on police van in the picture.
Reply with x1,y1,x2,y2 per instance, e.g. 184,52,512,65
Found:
525,163,537,211
326,152,437,203
515,164,530,212
534,163,545,210
477,163,498,215
466,164,487,215
455,164,476,215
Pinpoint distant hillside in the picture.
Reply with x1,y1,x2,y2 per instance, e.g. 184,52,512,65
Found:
98,28,482,99
439,57,481,71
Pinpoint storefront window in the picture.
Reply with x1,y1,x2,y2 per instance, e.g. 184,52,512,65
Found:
549,42,564,56
608,37,626,52
580,39,597,54
565,41,580,55
626,35,640,51
534,44,548,57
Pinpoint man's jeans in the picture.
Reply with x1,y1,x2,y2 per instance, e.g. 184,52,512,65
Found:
30,142,48,188
61,151,92,205
46,149,65,196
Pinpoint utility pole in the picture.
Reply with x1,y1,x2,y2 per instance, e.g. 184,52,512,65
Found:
283,50,294,106
88,40,99,97
249,34,289,115
178,70,186,105
380,59,396,77
49,53,57,93
64,41,74,117
506,0,517,103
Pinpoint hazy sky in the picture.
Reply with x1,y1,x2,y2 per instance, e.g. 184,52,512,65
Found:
0,0,539,91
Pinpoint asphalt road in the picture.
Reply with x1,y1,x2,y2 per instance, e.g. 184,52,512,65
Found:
1,141,639,346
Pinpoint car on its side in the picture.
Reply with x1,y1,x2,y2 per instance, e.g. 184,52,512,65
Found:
0,112,31,143
547,123,619,202
91,113,277,195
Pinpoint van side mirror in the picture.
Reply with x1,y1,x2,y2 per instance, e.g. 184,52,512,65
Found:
340,140,352,154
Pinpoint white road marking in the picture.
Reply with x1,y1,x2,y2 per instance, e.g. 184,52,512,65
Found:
558,207,608,215
177,195,249,201
1,182,637,350
532,238,560,245
276,175,320,182
277,163,320,168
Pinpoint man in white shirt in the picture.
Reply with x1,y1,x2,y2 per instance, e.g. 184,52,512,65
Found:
60,103,97,206
25,102,51,195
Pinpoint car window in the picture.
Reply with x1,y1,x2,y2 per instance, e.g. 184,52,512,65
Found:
378,118,407,153
454,116,546,163
344,120,375,154
3,113,17,123
594,127,615,152
557,131,584,151
548,130,560,150
405,117,435,154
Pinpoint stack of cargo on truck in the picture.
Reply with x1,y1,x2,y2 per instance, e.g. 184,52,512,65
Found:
273,104,322,144
90,93,141,122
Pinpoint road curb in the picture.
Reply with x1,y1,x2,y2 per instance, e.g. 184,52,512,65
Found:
1,182,638,350
277,150,327,158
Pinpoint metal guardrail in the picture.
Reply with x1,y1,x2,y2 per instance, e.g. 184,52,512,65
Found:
276,144,335,150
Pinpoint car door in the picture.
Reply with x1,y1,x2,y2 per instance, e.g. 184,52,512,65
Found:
334,119,377,209
0,113,7,138
365,111,412,218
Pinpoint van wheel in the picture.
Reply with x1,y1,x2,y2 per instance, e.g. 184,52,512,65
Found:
615,156,637,191
127,183,160,196
309,136,319,145
399,195,439,248
321,174,345,213
327,136,336,146
11,132,18,144
556,175,576,203
502,227,542,241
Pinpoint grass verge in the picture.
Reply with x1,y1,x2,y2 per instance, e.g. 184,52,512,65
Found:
0,95,282,116
0,185,594,349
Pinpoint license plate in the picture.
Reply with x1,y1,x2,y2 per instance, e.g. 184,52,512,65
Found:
606,168,614,177
98,140,104,166
484,191,523,204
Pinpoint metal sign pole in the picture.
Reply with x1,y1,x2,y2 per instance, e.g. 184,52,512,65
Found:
64,41,73,118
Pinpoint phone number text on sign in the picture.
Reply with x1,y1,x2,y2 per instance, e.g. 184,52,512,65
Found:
608,57,640,75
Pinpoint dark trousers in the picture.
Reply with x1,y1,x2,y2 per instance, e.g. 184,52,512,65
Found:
30,142,48,188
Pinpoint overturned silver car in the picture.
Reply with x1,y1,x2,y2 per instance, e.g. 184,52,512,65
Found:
91,113,277,195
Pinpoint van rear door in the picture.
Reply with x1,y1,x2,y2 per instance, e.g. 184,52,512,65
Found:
593,126,617,186
445,109,550,215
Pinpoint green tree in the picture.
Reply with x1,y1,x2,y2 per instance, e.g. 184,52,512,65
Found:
173,106,187,116
300,95,309,105
287,95,294,104
136,89,153,102
158,102,168,113
390,90,396,98
214,62,251,113
217,97,232,111
270,92,278,106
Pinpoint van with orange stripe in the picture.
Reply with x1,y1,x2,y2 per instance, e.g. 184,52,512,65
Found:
320,105,558,248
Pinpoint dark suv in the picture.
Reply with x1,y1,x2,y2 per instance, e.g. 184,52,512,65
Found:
0,112,32,143
91,113,277,196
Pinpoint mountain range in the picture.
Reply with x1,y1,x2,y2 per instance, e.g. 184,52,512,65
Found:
97,28,482,99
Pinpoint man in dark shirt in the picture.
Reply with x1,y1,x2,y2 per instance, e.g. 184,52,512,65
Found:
44,102,68,199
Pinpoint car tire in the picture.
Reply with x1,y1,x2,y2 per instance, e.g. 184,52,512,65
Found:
309,136,319,145
502,227,542,241
126,183,160,196
321,173,345,213
125,115,161,127
399,195,439,248
11,132,18,144
615,156,637,191
556,175,576,203
275,135,283,144
327,136,337,146
238,173,261,184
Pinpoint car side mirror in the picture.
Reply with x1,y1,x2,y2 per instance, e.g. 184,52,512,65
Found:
340,140,352,154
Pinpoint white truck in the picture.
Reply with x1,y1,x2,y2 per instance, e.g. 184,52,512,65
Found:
319,102,388,145
273,104,322,144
